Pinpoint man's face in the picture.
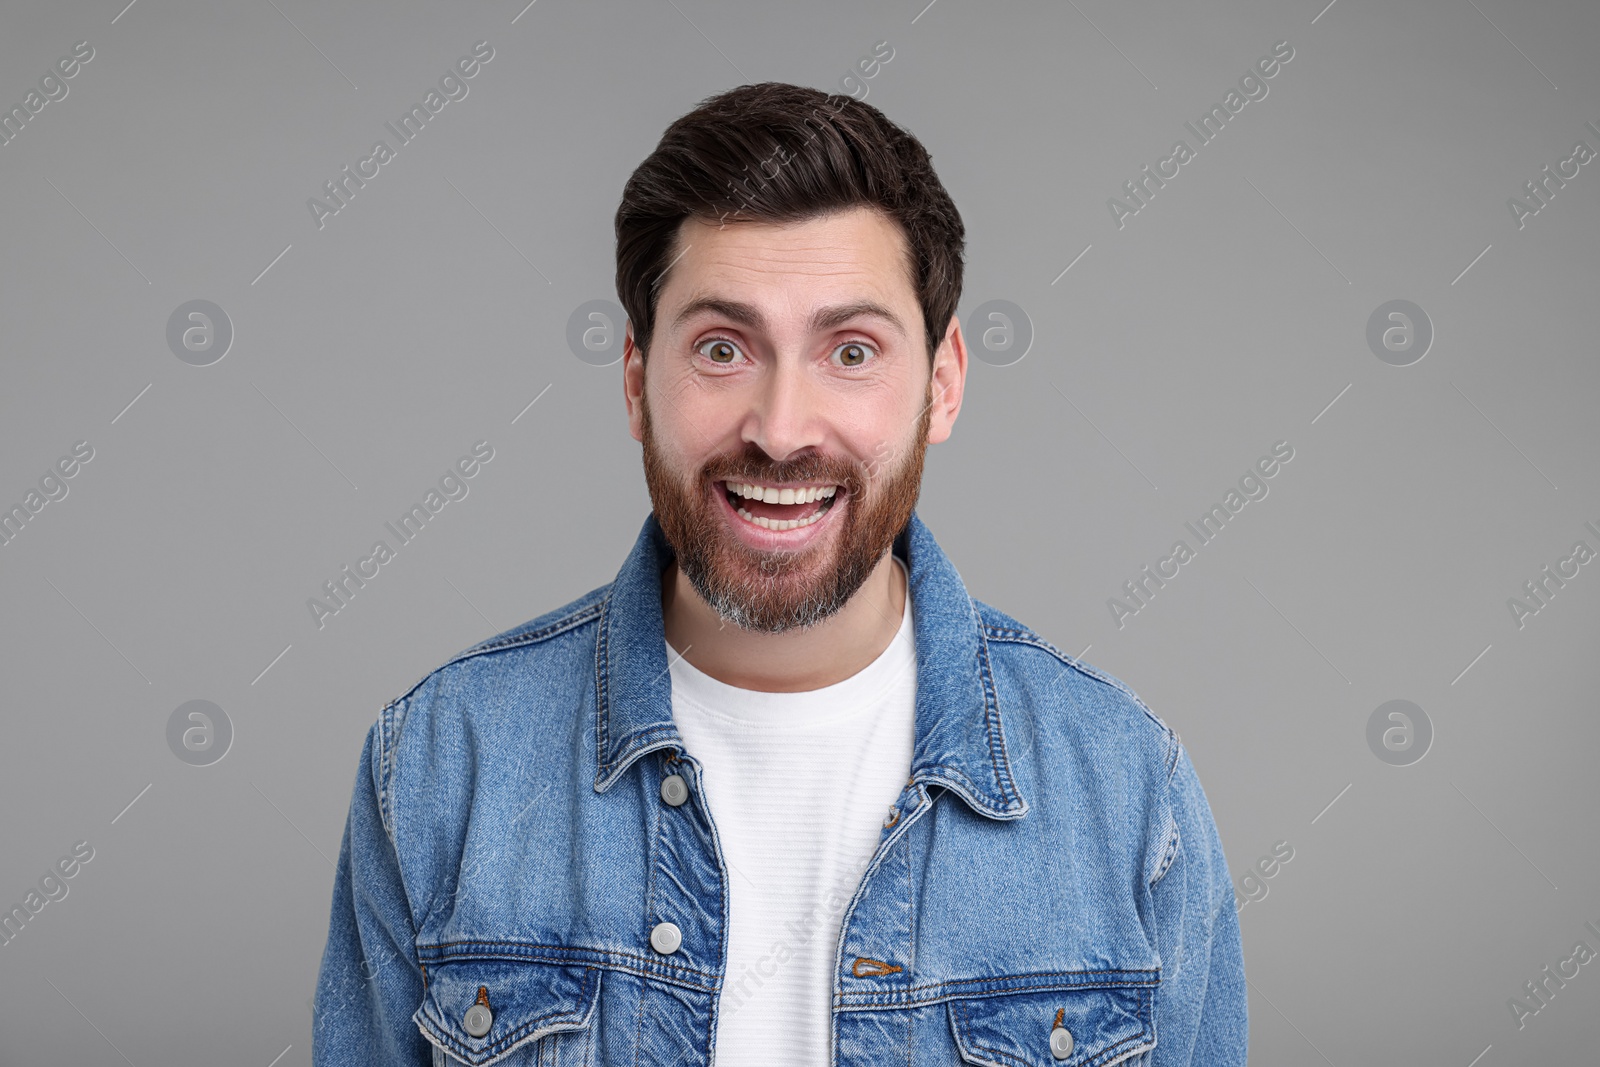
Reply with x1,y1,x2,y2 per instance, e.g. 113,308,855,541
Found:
623,205,964,633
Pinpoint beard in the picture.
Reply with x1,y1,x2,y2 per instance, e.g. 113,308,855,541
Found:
640,388,930,634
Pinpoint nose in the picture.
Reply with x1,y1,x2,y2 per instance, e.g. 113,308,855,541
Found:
740,355,825,462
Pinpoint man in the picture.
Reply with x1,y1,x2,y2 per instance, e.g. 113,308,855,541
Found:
314,81,1246,1065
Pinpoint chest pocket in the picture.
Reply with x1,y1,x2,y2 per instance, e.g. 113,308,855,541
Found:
947,979,1156,1067
413,954,603,1066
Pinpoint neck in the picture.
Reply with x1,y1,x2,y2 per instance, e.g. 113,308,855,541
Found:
661,550,907,693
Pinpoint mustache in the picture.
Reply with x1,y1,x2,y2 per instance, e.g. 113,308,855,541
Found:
701,447,865,494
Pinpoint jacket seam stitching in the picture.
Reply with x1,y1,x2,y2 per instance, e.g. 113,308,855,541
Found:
953,996,1027,1067
982,628,1176,741
846,967,1160,997
423,965,599,1061
464,600,605,656
416,942,720,991
384,599,606,715
595,590,613,783
1149,738,1184,887
377,701,398,842
973,612,1024,812
953,987,1155,1066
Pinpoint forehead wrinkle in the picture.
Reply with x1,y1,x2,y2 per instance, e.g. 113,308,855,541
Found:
669,295,907,341
660,207,919,341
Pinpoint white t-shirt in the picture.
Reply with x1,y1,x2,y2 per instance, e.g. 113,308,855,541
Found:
666,556,917,1066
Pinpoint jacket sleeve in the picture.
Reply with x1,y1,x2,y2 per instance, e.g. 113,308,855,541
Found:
1148,743,1248,1066
313,712,434,1065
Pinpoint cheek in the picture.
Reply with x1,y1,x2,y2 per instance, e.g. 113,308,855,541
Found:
655,364,740,433
644,387,725,475
832,412,892,471
839,379,922,451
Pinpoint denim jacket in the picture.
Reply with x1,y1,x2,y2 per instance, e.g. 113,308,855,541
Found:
314,511,1247,1066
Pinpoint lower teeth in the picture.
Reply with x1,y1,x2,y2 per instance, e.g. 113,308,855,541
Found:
732,497,832,531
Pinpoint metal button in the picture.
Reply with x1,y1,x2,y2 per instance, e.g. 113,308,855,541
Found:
1049,1025,1074,1059
650,920,682,954
464,1002,493,1038
660,774,689,807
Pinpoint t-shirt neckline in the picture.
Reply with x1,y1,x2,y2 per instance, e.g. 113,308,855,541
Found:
665,555,914,727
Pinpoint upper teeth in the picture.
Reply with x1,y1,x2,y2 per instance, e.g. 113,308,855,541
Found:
725,482,838,505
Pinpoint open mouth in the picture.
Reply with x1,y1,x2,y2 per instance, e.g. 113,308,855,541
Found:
721,479,842,531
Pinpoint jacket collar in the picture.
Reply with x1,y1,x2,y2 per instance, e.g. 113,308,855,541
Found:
592,511,1028,821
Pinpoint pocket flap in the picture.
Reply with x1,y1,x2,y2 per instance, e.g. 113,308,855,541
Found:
413,955,602,1066
948,981,1155,1067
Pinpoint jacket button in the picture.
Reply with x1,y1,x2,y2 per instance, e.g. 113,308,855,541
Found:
660,774,689,806
463,1002,493,1038
1049,1025,1074,1059
650,920,682,954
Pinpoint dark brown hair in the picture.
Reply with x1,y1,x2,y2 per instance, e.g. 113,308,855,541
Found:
614,81,965,364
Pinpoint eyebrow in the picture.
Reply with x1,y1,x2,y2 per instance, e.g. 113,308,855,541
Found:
669,296,908,339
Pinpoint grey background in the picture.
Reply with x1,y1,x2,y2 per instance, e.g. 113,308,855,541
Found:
1,0,1596,1062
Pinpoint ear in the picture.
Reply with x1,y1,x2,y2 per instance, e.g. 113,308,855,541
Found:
623,320,646,443
925,313,967,445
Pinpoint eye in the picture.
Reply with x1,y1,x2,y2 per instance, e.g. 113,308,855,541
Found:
695,337,746,365
833,341,875,368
